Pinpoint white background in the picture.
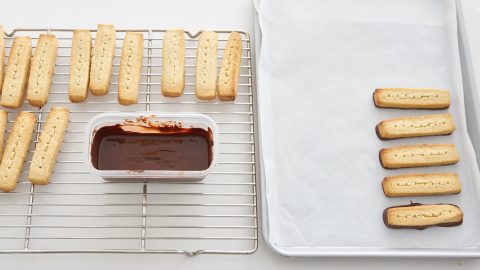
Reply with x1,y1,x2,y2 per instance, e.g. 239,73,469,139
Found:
2,0,480,268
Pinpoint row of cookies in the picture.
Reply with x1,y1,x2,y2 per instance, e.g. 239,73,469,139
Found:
70,25,242,104
373,88,463,229
0,107,69,192
0,25,243,109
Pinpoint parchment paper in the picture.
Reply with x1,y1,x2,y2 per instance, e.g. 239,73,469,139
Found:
257,0,480,250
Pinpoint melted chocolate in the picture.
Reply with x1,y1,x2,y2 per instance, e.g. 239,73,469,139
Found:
91,124,213,171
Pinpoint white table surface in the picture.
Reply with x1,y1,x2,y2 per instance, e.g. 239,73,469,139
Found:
3,0,480,268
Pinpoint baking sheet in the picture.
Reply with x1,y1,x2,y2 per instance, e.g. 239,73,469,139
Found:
256,0,480,256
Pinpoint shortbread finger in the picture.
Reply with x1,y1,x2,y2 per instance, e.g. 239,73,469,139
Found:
69,30,92,102
0,112,36,192
118,32,144,105
384,204,463,229
196,31,218,100
29,107,69,185
376,113,456,140
89,24,116,95
373,88,450,109
382,173,461,197
380,144,459,169
0,110,7,157
218,32,242,101
0,26,5,92
162,29,185,97
27,34,58,107
1,37,32,108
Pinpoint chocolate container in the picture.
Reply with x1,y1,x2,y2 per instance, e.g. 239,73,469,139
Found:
85,112,219,180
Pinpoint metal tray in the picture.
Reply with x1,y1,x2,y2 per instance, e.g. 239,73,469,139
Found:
255,0,480,258
0,28,258,256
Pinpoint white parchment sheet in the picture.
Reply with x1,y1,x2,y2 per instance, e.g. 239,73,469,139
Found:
257,0,480,250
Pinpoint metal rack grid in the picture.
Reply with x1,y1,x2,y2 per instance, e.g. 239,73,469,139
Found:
0,28,258,256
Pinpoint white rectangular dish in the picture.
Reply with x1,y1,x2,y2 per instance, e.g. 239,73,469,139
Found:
255,0,480,257
86,112,219,180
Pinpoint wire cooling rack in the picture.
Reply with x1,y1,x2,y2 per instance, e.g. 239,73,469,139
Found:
0,28,258,256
